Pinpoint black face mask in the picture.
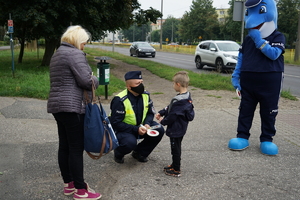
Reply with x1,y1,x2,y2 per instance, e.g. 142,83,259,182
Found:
131,83,145,95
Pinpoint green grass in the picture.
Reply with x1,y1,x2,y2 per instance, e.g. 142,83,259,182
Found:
284,49,300,66
281,89,299,101
0,49,124,99
0,47,298,101
85,47,234,91
152,92,164,95
206,94,222,98
0,50,50,99
85,47,298,101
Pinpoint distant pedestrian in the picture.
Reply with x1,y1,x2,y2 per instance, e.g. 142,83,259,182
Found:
47,25,102,199
155,71,195,177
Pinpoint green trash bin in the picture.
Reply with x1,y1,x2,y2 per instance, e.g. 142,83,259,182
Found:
96,56,111,85
97,61,110,85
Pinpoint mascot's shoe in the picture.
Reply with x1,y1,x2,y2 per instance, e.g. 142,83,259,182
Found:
260,142,278,155
228,138,249,150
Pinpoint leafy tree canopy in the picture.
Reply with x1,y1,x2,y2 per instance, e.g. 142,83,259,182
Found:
161,16,181,43
277,0,300,48
178,0,219,43
0,0,162,65
221,0,245,43
121,23,151,42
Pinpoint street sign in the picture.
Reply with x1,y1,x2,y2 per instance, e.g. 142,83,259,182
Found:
233,1,245,21
8,26,14,33
8,20,14,33
8,20,13,27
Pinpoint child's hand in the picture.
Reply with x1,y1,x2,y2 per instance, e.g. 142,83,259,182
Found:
155,113,161,120
158,117,163,122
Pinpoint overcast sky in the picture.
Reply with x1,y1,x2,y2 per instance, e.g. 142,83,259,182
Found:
138,0,230,18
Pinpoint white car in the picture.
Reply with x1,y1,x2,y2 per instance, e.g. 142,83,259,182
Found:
194,40,240,72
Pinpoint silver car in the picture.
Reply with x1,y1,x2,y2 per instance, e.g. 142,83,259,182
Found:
194,40,240,72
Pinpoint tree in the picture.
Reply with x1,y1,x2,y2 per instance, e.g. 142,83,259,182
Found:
150,30,160,42
277,0,300,48
295,13,300,61
162,16,181,43
0,1,48,64
0,0,162,66
178,0,219,43
121,23,151,42
220,0,244,42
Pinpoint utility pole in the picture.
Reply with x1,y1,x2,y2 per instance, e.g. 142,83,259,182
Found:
294,12,300,62
171,21,173,43
240,1,245,44
160,0,163,49
112,32,115,52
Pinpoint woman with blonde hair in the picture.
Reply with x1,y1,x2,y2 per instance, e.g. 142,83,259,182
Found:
47,25,102,200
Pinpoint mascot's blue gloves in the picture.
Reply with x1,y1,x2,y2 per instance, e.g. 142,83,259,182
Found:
249,29,283,60
248,29,265,49
231,52,242,91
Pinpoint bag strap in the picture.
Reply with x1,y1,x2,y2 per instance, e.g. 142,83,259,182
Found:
99,103,113,153
85,124,114,160
86,129,107,160
104,122,113,152
84,79,97,104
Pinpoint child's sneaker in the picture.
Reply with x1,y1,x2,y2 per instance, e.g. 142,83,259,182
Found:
165,168,181,177
163,165,173,171
73,188,102,200
64,181,75,195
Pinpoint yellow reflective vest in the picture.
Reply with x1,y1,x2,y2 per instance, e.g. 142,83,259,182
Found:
116,89,149,125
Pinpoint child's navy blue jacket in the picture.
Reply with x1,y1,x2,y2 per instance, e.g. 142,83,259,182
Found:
158,92,194,138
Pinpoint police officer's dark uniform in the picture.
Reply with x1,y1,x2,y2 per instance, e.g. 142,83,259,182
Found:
110,71,164,163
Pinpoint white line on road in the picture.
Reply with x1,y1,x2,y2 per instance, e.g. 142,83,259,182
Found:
284,74,300,78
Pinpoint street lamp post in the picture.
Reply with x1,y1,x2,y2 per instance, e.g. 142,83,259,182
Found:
171,21,173,43
160,0,163,49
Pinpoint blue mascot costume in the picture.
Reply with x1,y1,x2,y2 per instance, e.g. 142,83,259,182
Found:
228,0,285,155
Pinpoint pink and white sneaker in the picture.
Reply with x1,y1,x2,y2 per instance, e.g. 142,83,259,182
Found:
64,181,75,195
73,188,102,200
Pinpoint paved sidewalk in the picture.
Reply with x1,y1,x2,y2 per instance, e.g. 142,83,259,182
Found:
0,96,300,200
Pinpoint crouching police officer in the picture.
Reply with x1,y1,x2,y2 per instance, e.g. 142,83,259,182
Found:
110,71,164,163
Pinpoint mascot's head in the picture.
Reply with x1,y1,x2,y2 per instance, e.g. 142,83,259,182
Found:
245,0,277,38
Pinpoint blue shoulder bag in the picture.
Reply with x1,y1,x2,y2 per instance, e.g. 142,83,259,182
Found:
84,81,119,159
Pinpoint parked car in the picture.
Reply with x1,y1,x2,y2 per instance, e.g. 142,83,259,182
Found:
194,40,240,72
168,42,179,46
130,42,156,58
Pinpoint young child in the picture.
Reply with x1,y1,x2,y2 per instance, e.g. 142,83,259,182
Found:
155,71,195,177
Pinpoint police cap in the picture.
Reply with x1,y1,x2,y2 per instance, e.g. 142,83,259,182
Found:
124,71,143,80
245,0,262,8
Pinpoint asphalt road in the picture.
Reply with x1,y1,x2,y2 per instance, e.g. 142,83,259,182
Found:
88,44,300,97
1,45,299,97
